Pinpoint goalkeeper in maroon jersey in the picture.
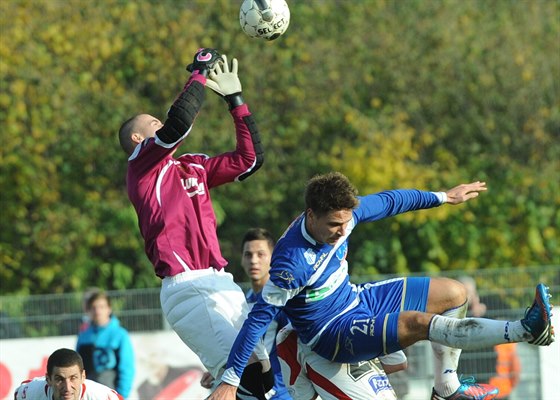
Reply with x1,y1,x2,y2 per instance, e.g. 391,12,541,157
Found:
118,48,272,400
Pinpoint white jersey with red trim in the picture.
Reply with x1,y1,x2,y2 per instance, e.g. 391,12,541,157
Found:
14,378,123,400
276,325,397,400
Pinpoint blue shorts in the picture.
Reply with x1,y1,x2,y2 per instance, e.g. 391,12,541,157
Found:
312,277,430,363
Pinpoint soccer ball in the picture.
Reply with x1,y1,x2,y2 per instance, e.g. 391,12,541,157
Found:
239,0,290,41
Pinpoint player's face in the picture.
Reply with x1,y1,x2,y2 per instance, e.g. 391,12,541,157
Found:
47,365,85,400
136,113,163,140
307,208,353,245
242,240,272,286
88,298,112,327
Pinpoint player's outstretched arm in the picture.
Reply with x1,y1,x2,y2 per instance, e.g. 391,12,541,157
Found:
156,48,221,145
445,181,487,205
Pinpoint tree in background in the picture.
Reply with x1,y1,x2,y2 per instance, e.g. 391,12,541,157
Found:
1,0,558,295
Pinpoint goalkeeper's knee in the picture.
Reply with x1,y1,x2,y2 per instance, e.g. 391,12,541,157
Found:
237,362,275,400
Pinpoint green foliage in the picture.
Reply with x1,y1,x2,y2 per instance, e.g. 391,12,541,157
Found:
1,0,558,294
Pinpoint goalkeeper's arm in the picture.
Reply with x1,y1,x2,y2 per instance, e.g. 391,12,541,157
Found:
157,48,222,144
156,75,206,144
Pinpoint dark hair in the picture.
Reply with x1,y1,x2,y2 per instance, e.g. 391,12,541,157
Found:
305,172,359,216
242,228,275,251
47,349,84,376
85,291,111,311
82,287,101,308
118,115,140,155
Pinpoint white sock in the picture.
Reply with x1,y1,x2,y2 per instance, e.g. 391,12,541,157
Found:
432,302,467,397
429,316,532,349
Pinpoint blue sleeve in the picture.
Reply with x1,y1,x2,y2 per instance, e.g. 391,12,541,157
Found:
275,310,289,331
250,291,289,330
355,189,441,223
225,298,281,382
116,329,135,398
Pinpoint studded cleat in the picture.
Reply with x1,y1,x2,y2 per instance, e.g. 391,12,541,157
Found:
521,283,555,346
431,377,499,399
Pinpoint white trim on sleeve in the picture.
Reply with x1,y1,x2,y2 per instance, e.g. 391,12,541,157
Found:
431,191,447,204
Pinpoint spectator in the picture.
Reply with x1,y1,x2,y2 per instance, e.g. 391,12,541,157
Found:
76,291,135,398
79,287,102,333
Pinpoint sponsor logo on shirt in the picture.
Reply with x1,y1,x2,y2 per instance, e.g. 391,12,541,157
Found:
303,248,316,264
306,286,330,302
181,177,205,197
312,252,328,270
306,259,348,302
368,374,392,394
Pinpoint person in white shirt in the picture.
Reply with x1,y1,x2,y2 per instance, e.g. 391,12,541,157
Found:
13,348,123,400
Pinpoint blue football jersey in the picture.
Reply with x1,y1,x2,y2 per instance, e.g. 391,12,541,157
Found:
222,189,443,385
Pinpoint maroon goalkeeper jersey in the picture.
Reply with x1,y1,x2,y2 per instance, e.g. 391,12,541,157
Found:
127,103,259,278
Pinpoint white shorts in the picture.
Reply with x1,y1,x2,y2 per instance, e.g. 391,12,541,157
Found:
276,324,397,400
160,268,267,379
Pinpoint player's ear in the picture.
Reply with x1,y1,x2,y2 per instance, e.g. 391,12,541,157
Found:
131,132,144,144
305,208,315,222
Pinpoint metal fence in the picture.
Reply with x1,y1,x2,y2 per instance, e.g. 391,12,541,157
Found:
1,265,558,399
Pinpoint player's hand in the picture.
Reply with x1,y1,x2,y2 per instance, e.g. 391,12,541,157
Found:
200,372,215,389
445,181,487,204
186,48,222,77
206,55,245,110
205,382,237,400
206,54,242,97
206,55,242,97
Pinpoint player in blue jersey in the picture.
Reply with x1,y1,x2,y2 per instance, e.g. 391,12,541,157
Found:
241,228,292,399
241,228,402,399
202,227,400,399
208,172,555,400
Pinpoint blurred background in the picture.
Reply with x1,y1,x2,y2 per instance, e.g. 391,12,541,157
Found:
0,0,558,399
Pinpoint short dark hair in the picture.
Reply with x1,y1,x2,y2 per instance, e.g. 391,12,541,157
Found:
82,287,102,311
305,172,359,216
118,115,141,155
47,349,84,376
242,228,275,251
85,291,111,311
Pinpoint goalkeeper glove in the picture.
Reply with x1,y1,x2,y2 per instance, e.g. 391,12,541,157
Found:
186,48,222,77
206,55,244,110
